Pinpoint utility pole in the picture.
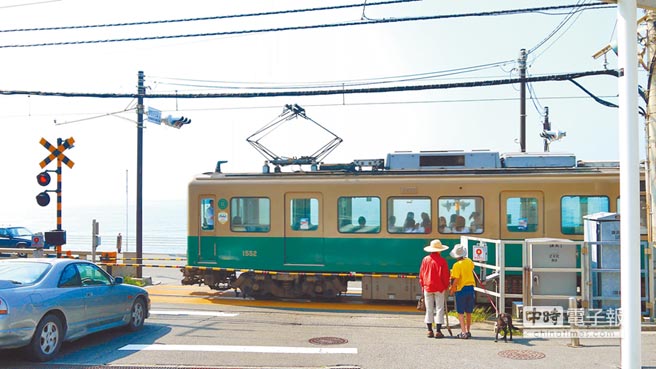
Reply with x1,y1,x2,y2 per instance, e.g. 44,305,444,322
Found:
136,71,145,278
645,9,656,322
519,48,527,152
543,106,550,152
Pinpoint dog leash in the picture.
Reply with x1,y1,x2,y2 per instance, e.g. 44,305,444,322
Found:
443,296,453,337
473,271,499,315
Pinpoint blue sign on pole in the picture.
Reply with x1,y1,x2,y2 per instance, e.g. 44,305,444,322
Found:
147,107,161,124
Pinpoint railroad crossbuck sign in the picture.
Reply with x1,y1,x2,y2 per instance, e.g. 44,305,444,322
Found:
39,137,75,169
472,243,487,262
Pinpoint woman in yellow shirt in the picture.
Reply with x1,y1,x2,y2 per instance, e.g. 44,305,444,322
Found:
449,244,475,339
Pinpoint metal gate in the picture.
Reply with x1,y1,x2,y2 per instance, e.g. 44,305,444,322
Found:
524,238,582,309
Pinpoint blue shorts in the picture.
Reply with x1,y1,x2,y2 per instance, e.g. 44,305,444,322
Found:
455,285,475,314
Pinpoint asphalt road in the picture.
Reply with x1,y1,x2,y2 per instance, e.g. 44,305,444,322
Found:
1,261,655,369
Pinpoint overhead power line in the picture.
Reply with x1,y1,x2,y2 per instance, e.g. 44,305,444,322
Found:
528,0,588,55
152,60,516,91
0,3,614,49
0,0,60,10
0,0,419,33
0,69,619,99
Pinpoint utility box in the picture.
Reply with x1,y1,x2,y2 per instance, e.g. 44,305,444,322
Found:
526,238,579,309
44,230,66,246
584,212,621,310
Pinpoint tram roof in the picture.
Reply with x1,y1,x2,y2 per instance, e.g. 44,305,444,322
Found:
195,150,628,180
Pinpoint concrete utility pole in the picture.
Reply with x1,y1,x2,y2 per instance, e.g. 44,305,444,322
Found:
136,71,145,278
519,49,527,152
645,9,656,322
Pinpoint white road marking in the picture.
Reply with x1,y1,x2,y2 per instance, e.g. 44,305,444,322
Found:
150,310,238,317
119,344,357,354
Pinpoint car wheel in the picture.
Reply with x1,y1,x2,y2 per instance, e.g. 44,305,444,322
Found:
126,297,146,332
16,243,27,258
26,314,63,362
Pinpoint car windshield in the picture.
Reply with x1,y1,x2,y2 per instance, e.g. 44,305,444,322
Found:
0,261,50,284
8,227,32,237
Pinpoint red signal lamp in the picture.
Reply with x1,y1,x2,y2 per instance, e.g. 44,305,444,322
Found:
36,171,51,186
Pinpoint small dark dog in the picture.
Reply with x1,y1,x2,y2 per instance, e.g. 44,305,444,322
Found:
494,313,514,342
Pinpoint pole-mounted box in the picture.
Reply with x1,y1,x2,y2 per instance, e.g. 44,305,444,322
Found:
44,230,66,246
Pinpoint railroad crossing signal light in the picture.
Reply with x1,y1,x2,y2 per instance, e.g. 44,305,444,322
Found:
36,191,50,207
162,115,191,129
36,171,52,206
36,171,51,186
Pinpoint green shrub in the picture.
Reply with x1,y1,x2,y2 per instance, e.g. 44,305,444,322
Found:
123,276,146,287
448,306,494,322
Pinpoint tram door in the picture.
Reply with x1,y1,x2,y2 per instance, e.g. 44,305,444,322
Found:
499,191,544,239
284,193,325,266
499,191,544,293
197,196,217,263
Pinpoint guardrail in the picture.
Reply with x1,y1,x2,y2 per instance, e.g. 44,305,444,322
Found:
2,248,422,281
0,247,93,259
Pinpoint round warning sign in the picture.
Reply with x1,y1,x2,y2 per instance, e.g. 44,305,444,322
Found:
472,244,487,262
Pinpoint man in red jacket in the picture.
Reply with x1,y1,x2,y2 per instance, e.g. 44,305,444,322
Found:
419,239,450,338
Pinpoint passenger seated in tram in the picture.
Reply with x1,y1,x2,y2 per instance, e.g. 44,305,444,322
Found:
452,215,467,233
420,212,431,233
356,216,367,232
388,215,402,232
448,214,458,230
438,216,448,233
403,212,417,233
469,212,483,233
231,215,245,231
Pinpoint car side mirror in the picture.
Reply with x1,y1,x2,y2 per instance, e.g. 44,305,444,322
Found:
114,276,124,285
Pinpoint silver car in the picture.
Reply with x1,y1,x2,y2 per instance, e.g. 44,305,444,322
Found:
0,258,149,361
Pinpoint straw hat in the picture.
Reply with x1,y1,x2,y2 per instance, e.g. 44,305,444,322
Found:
423,239,449,253
450,243,468,258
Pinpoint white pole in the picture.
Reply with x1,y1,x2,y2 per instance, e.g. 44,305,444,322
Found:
125,169,129,253
618,1,641,368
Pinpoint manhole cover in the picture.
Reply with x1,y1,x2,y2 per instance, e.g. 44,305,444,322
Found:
498,349,546,360
309,336,349,345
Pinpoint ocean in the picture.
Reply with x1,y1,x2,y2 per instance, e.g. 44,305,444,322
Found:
5,199,187,255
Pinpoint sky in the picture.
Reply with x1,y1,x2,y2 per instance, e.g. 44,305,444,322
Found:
0,0,639,232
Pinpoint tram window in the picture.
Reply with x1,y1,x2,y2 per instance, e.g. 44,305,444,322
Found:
290,198,319,231
561,196,609,234
617,195,648,235
438,197,483,234
387,197,431,234
200,198,214,231
506,197,538,232
230,197,271,232
338,197,381,233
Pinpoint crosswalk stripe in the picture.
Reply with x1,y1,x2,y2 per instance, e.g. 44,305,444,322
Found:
119,344,357,354
150,310,238,317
